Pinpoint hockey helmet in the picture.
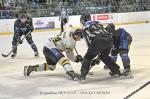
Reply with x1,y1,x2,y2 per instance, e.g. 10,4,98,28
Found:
72,29,84,39
106,23,115,33
80,13,91,24
19,13,27,19
19,13,27,23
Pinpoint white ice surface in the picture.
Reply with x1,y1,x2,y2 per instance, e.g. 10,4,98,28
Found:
0,23,150,99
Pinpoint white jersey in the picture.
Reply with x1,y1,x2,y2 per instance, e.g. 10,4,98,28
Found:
61,23,74,38
45,35,77,62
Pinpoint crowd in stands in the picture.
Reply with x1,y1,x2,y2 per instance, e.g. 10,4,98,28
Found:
0,0,150,19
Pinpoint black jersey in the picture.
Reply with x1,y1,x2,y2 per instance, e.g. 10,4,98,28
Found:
14,17,34,35
82,21,111,47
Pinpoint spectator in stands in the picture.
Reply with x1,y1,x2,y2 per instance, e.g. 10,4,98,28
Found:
0,2,3,10
73,0,80,6
0,2,3,18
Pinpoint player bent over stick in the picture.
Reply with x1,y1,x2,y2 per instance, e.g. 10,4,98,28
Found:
104,23,133,78
78,13,122,83
24,29,83,81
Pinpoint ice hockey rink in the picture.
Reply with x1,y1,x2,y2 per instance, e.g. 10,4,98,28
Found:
0,23,150,99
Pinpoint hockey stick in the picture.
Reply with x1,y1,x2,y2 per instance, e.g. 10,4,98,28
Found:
74,47,80,58
2,31,31,57
74,46,94,75
124,81,150,99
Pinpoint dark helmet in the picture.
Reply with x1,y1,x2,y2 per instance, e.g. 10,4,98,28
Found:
72,29,83,38
106,23,115,33
80,13,91,24
19,13,27,19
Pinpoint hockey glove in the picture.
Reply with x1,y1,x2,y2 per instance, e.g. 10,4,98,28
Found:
75,55,83,63
91,58,100,66
17,37,23,44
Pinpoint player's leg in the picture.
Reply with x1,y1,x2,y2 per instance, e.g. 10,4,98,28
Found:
24,46,79,80
61,19,64,32
80,52,97,82
24,46,57,76
104,48,119,69
80,38,107,82
47,47,79,80
26,33,39,57
11,34,18,58
48,47,80,80
119,50,132,76
100,48,121,76
58,56,80,81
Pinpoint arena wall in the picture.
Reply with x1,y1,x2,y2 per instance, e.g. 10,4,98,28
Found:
0,11,150,35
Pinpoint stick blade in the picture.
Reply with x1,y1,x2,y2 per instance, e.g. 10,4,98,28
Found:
2,53,8,57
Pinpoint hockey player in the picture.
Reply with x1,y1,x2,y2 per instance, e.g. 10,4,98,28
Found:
24,29,83,81
105,23,132,76
11,12,39,58
78,13,121,83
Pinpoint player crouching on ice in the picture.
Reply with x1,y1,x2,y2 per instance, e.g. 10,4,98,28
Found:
24,29,83,81
104,23,133,77
11,12,39,58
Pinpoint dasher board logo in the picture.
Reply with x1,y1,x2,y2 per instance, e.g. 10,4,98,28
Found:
92,14,113,23
35,20,44,26
34,18,55,30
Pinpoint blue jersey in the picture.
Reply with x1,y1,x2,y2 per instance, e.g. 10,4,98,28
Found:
112,28,132,49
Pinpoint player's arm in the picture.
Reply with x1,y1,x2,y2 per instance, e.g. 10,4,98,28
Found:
14,20,23,44
118,28,128,50
14,20,21,36
65,38,77,62
65,47,76,62
65,38,83,63
27,17,34,32
65,47,83,63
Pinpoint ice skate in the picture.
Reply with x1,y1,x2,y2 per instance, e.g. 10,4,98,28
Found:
109,70,121,78
66,71,80,81
24,65,38,76
11,52,17,58
34,51,39,58
106,70,121,80
121,69,134,79
78,75,86,84
104,65,109,69
88,72,94,75
49,65,56,71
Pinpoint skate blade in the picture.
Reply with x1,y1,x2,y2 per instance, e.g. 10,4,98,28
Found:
107,75,134,81
78,79,87,84
88,72,94,75
108,76,120,79
34,56,39,58
120,75,134,79
11,56,16,59
24,66,28,76
79,80,86,84
73,77,79,81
